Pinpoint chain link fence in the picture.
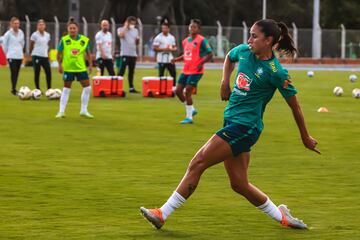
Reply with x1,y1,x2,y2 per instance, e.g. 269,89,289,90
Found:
1,19,360,59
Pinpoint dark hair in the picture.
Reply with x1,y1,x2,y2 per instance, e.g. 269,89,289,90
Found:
67,17,78,27
190,19,201,27
126,16,137,22
162,22,170,28
255,19,297,57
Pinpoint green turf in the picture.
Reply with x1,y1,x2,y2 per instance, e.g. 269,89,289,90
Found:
0,66,359,239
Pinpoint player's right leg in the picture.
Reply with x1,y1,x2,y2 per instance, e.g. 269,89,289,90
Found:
140,134,233,229
224,143,307,229
56,73,73,118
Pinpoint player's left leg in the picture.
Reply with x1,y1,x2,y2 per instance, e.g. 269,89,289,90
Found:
128,57,139,93
32,56,41,90
104,59,115,76
79,76,93,118
42,57,52,89
224,153,308,229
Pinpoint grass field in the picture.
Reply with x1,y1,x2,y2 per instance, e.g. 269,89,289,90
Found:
0,66,359,240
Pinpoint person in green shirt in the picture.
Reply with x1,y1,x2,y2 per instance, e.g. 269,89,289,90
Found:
140,19,320,230
55,17,93,119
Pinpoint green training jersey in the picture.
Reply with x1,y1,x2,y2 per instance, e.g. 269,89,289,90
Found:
224,44,297,132
59,34,89,72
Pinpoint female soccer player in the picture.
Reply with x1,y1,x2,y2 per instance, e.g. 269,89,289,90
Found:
2,17,24,95
140,19,320,230
30,19,52,90
56,17,93,118
172,19,213,124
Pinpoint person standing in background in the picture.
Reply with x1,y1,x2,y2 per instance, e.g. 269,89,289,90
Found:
117,16,140,93
95,19,115,76
55,17,93,119
153,22,177,92
172,19,213,124
30,19,52,90
2,17,24,95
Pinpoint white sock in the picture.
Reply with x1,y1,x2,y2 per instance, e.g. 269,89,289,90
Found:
185,105,193,119
80,86,91,113
257,198,282,222
191,105,195,111
160,191,186,220
59,87,71,113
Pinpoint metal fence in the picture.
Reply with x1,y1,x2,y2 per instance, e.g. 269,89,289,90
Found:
1,17,360,59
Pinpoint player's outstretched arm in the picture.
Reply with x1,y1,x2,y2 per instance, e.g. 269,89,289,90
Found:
286,95,321,154
220,54,235,101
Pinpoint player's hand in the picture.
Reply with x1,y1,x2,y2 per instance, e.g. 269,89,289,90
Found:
170,59,176,64
302,135,321,154
58,65,63,74
220,80,231,101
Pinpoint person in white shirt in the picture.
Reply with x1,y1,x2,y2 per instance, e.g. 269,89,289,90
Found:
117,16,140,93
95,20,115,76
30,19,52,90
2,17,24,95
153,22,177,91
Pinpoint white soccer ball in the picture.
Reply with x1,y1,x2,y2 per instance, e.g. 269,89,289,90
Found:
352,88,360,98
31,89,42,100
51,88,62,99
18,86,32,100
349,74,357,83
307,71,314,78
45,88,58,99
333,86,344,96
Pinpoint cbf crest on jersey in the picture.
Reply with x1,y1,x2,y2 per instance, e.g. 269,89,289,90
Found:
236,72,252,91
71,49,79,56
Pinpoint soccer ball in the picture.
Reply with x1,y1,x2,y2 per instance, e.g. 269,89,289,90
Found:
349,74,357,83
53,88,62,99
31,89,42,100
18,86,32,100
333,86,344,96
45,88,55,98
352,88,360,98
307,71,314,78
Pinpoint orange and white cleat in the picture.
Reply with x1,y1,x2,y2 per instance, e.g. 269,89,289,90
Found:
140,207,165,229
278,204,308,229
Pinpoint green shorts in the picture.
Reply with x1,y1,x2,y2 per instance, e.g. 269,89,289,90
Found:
63,71,89,81
177,73,203,87
216,120,260,156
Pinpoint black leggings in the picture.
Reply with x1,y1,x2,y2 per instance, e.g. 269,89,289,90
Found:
8,59,22,91
158,63,176,86
97,58,115,76
33,56,52,89
118,56,136,88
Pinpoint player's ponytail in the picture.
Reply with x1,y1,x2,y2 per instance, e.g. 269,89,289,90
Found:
255,19,297,58
276,21,297,57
